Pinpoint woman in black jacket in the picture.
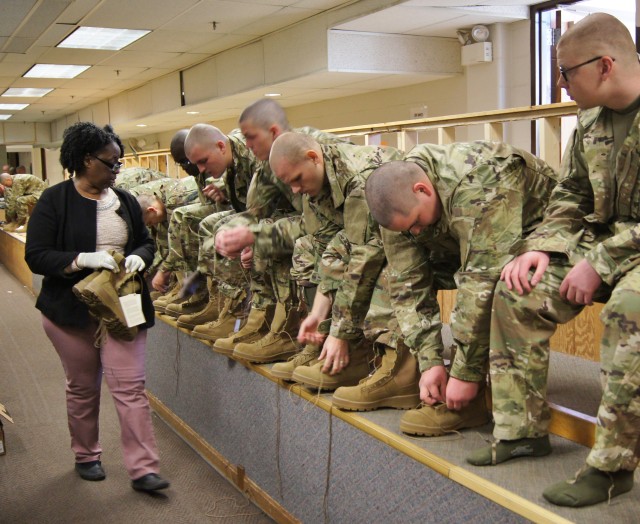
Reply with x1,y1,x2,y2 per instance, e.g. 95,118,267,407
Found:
25,122,169,493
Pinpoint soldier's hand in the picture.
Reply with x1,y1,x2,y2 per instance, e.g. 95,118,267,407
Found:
559,258,602,305
216,227,255,258
240,247,253,269
203,184,227,203
501,250,550,295
419,366,447,405
445,377,480,411
298,315,322,344
319,336,349,375
151,269,172,292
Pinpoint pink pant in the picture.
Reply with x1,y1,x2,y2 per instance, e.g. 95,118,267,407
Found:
42,316,159,479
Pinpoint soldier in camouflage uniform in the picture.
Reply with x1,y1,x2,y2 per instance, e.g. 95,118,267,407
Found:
212,100,349,363
365,142,557,435
128,176,199,273
0,172,48,231
468,14,640,508
151,129,229,315
267,132,405,391
168,123,262,336
113,166,166,190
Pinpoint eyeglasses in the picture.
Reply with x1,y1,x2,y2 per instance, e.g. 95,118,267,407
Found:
92,155,123,173
559,56,613,82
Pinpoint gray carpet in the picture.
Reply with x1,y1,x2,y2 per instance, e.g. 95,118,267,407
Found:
0,263,272,524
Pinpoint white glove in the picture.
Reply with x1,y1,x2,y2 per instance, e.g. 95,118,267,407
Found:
124,254,145,273
76,251,118,272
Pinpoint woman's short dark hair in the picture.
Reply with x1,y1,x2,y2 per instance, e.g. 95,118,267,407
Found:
60,122,124,176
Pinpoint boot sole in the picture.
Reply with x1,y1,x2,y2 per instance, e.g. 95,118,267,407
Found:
269,368,295,381
165,303,208,319
331,393,420,411
232,348,298,364
400,413,490,437
211,344,235,356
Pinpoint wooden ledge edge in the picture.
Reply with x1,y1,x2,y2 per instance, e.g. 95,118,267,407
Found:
148,392,300,524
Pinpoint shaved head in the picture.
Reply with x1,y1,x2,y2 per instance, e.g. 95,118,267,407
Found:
184,124,227,157
558,13,638,67
365,161,428,228
270,132,321,168
0,173,12,186
239,99,290,131
170,129,189,161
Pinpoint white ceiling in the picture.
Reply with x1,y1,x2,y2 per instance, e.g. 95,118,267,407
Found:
0,0,553,141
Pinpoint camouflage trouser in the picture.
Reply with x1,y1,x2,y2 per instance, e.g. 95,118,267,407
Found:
149,222,168,273
491,247,640,471
163,202,216,273
8,194,39,222
299,229,401,348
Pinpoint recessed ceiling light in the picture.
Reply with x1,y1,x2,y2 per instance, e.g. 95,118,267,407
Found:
0,103,29,110
136,124,147,127
2,88,53,97
186,111,199,115
0,115,12,120
264,93,281,97
58,27,150,51
24,64,90,79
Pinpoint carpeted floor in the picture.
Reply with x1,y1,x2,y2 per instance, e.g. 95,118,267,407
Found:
0,262,273,524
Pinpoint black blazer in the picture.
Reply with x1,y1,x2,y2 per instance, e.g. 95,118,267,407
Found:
25,179,156,329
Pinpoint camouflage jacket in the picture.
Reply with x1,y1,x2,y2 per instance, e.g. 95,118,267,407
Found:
5,174,47,220
128,176,199,219
225,129,259,212
523,106,640,286
308,143,403,339
247,127,350,257
383,142,558,380
114,167,165,190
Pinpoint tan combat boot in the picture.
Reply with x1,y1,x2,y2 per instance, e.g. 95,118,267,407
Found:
270,343,321,381
212,303,275,356
164,285,209,318
191,295,247,343
291,338,373,391
400,383,491,437
232,302,302,363
152,275,183,313
176,279,222,329
332,342,420,411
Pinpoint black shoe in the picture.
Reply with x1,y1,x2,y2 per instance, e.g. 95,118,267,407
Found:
75,460,106,481
131,473,170,492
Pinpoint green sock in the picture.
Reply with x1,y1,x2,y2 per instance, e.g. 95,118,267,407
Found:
467,435,552,466
543,466,634,507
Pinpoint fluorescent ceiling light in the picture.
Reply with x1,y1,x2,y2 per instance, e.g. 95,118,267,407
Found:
136,124,147,127
24,64,90,79
186,111,199,115
264,93,281,97
0,103,29,110
58,27,150,51
0,115,12,120
2,87,53,97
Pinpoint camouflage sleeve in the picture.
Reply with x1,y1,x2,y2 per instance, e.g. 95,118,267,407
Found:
246,167,301,219
522,127,594,256
249,214,303,258
4,187,16,221
583,224,640,286
325,186,386,339
381,228,445,372
447,168,534,382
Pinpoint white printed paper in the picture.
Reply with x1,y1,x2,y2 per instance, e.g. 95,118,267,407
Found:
119,293,145,327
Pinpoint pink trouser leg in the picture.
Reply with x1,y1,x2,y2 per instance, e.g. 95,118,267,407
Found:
42,316,103,463
42,316,160,479
101,329,159,479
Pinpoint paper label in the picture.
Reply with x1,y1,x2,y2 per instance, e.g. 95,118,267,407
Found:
119,294,145,327
234,318,243,332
